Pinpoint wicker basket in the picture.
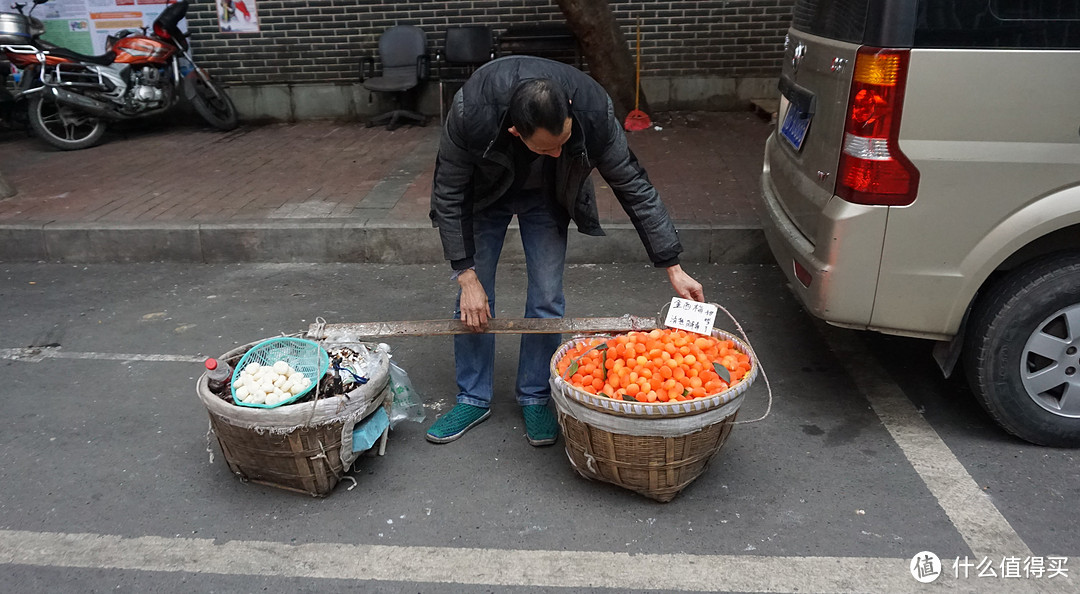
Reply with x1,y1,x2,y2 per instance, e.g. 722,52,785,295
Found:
196,341,390,497
205,413,352,496
549,329,757,502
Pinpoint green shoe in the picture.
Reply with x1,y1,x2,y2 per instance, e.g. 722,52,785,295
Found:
522,404,559,446
426,403,491,444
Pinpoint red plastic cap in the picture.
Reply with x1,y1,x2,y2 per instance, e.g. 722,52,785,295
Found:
205,358,218,371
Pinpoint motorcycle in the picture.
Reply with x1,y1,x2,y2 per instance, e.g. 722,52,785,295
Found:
0,0,237,150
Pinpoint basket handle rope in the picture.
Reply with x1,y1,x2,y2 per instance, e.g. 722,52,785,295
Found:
583,451,598,474
303,366,326,426
309,438,329,461
205,420,215,464
655,301,772,424
710,302,772,425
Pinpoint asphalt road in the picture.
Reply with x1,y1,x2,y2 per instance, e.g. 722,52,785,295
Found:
0,262,1076,593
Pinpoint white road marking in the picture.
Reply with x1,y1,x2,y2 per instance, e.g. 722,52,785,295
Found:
0,347,204,364
821,328,1033,559
0,529,1056,592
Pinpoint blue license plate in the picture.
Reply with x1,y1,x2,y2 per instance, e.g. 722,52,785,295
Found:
780,103,811,151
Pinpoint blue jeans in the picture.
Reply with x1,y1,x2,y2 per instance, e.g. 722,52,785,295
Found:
454,188,568,408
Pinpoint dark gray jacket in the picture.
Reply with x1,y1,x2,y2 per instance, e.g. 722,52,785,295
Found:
429,56,682,269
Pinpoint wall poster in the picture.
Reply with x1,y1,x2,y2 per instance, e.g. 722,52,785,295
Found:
218,0,258,33
35,0,182,56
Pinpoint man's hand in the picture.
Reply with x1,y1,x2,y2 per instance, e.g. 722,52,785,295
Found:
667,264,705,302
457,269,490,332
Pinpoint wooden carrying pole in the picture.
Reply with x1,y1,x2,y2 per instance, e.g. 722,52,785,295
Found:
307,315,662,343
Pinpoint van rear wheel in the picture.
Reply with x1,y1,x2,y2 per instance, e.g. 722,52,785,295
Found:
965,252,1080,447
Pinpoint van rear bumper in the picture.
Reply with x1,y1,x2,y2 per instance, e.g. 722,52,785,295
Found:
759,135,887,328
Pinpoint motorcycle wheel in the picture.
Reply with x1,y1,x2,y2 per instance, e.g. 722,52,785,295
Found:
28,96,107,151
188,74,239,131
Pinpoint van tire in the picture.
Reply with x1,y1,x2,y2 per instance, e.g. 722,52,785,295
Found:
964,252,1080,447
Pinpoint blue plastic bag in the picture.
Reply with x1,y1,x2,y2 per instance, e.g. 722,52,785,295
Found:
351,408,389,452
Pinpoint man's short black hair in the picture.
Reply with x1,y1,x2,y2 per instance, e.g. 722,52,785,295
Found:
508,79,569,139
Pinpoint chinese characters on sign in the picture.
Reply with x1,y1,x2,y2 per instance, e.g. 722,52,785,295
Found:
663,297,717,336
33,0,185,55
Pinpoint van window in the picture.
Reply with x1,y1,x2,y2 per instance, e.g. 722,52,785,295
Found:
990,1,1080,20
791,0,870,44
915,1,1080,48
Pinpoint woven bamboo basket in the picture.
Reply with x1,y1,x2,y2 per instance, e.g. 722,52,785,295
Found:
549,329,757,502
196,341,390,497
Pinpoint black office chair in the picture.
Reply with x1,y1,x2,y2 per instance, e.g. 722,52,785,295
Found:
436,25,495,123
361,25,430,131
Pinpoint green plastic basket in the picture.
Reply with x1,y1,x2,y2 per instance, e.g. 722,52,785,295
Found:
230,337,330,408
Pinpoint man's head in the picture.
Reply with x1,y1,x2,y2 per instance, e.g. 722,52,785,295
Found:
508,79,572,158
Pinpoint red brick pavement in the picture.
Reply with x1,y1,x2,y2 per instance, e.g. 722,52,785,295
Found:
0,111,771,227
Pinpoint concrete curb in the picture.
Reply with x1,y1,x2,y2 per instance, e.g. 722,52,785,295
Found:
0,221,769,265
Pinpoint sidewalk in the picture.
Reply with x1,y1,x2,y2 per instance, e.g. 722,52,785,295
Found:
0,111,772,264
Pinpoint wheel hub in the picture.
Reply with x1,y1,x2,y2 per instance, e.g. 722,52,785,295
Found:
1021,304,1080,418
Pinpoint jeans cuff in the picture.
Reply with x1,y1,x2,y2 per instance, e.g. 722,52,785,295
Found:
457,395,491,408
517,396,549,407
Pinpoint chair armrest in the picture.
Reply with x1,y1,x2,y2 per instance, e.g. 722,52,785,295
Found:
417,55,431,81
359,56,374,82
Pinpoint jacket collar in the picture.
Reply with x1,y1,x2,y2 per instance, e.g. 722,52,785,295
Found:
481,108,515,167
482,104,587,165
565,115,587,159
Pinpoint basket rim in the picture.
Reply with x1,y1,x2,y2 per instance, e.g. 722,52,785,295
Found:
230,337,330,409
549,328,759,418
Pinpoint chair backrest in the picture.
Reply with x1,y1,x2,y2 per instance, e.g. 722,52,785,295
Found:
379,25,427,69
444,26,493,65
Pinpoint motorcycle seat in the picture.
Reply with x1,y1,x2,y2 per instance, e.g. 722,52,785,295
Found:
38,41,116,66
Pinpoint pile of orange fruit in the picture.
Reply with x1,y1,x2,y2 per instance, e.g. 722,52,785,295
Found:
556,328,751,403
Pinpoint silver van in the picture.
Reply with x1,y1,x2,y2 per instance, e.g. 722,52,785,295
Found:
759,1,1080,446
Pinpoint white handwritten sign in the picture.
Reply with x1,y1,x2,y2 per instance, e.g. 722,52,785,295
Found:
663,297,717,335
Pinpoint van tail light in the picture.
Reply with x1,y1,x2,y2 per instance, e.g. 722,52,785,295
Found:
836,47,919,206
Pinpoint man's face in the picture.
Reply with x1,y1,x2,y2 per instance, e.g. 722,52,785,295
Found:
509,117,573,158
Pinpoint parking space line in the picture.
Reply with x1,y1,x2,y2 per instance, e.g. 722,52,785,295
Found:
0,529,1035,592
821,328,1032,559
0,347,204,364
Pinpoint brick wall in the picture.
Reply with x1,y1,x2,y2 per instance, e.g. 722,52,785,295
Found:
186,0,796,85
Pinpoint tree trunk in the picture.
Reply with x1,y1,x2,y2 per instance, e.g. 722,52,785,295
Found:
0,169,15,198
556,0,646,121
